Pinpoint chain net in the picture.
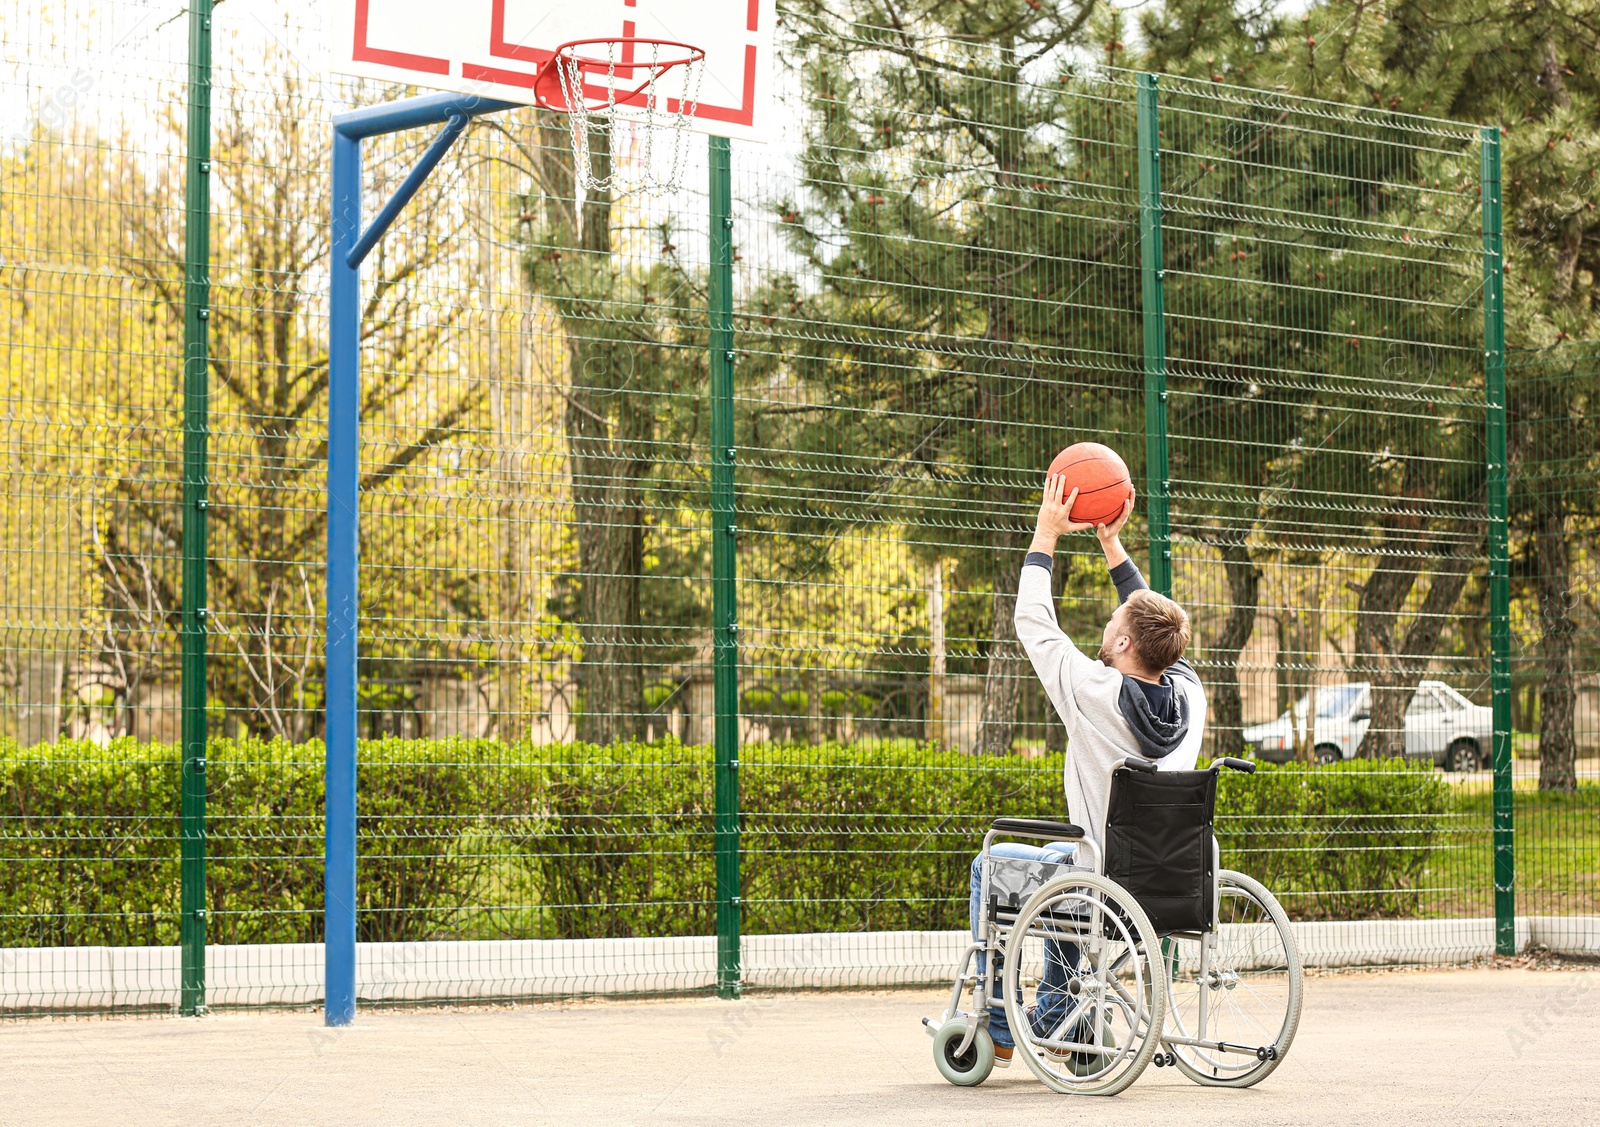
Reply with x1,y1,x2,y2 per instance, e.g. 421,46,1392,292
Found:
552,39,704,196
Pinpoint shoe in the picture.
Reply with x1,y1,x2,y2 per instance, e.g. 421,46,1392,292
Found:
1065,1011,1117,1077
1024,1005,1074,1061
993,1044,1013,1065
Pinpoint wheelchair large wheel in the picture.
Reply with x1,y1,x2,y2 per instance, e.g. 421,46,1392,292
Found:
1162,869,1302,1088
1002,872,1165,1097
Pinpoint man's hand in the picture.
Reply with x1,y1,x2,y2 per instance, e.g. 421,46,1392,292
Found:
1039,475,1098,536
1029,475,1097,557
1096,493,1135,569
1097,493,1135,543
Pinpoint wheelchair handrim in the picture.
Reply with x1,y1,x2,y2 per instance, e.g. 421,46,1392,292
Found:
1002,872,1166,1096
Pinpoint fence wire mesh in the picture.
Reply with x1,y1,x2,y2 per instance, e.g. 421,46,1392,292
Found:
1,0,1586,1016
1508,342,1600,927
730,30,1146,975
1,0,191,1010
1157,79,1497,940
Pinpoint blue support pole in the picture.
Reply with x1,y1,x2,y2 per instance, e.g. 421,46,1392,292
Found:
323,90,523,1028
336,92,520,140
326,125,362,1027
346,112,470,268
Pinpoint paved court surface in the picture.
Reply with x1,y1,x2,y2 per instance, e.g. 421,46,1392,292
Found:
2,968,1596,1126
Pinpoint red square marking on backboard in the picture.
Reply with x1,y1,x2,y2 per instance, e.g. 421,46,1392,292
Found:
490,0,547,64
462,62,538,88
680,44,757,126
353,0,450,74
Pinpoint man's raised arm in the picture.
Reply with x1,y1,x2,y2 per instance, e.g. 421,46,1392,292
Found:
1093,495,1203,688
1014,476,1128,715
1090,499,1152,604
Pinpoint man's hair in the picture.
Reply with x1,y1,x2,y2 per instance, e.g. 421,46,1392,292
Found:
1123,589,1191,672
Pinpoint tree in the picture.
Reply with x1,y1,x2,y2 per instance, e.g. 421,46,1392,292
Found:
183,69,502,737
497,117,713,743
765,0,1143,753
60,60,530,740
0,124,179,741
1509,343,1600,791
1139,0,1600,779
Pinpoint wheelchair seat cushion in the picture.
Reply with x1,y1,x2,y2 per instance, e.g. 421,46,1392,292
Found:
984,855,1088,924
1102,766,1216,934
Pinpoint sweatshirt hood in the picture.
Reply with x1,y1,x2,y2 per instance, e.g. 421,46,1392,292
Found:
1118,675,1190,760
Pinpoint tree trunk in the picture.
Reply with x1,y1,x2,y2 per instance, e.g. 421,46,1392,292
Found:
972,57,1029,758
977,547,1024,756
1353,545,1421,759
1207,539,1259,758
1358,538,1479,759
563,350,647,745
1352,460,1437,758
1535,503,1578,791
927,558,946,748
539,123,647,743
1275,613,1295,716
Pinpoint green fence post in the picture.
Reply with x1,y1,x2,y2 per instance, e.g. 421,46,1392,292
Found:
1136,73,1172,596
709,135,741,998
1482,126,1515,955
180,0,214,1015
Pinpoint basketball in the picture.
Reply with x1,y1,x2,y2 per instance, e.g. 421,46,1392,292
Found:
1047,442,1134,526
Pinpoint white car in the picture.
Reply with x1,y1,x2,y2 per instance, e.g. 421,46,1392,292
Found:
1241,681,1493,771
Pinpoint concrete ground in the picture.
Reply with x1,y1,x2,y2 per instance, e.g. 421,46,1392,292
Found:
2,968,1596,1126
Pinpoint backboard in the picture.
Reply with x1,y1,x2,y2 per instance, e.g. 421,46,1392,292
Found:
332,0,777,143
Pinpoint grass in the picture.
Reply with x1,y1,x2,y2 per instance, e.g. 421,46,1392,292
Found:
1436,783,1600,917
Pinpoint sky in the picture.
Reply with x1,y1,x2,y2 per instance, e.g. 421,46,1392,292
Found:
3,0,1323,153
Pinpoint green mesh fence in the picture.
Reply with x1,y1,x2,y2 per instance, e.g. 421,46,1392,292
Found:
1508,342,1600,930
1,0,190,1009
730,33,1146,976
0,1,1574,1017
1156,79,1499,947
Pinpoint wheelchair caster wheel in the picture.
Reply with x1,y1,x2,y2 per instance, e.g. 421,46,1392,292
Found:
932,1020,996,1087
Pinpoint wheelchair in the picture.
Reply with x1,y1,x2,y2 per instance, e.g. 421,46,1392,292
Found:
925,756,1303,1097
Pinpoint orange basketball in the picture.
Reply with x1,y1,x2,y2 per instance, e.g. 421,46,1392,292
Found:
1047,442,1134,526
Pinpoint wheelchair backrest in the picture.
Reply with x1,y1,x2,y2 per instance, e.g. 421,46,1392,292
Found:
1103,765,1217,935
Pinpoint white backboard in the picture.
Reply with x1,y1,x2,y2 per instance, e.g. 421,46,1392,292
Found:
332,0,777,142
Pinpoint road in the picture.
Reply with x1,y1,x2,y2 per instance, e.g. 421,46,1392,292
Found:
2,968,1596,1126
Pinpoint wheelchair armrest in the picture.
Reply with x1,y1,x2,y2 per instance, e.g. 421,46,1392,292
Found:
990,817,1085,841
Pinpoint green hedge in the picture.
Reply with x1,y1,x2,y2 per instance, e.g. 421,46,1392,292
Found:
0,741,180,946
1213,759,1455,920
0,737,1457,946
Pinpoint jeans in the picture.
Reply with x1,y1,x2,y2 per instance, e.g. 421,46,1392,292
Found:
970,841,1082,1049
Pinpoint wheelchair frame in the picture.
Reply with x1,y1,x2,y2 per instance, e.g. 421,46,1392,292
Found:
926,755,1303,1096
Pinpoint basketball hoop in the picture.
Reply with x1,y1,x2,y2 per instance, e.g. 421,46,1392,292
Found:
533,38,706,196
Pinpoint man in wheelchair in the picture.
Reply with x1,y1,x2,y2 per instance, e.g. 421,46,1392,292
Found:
974,475,1206,1062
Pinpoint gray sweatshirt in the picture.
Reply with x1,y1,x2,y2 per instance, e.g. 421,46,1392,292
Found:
1013,552,1206,853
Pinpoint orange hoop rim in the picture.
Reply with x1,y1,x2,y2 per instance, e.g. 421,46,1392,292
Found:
532,37,707,114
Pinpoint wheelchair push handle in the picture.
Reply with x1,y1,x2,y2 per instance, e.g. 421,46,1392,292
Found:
1118,755,1254,775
